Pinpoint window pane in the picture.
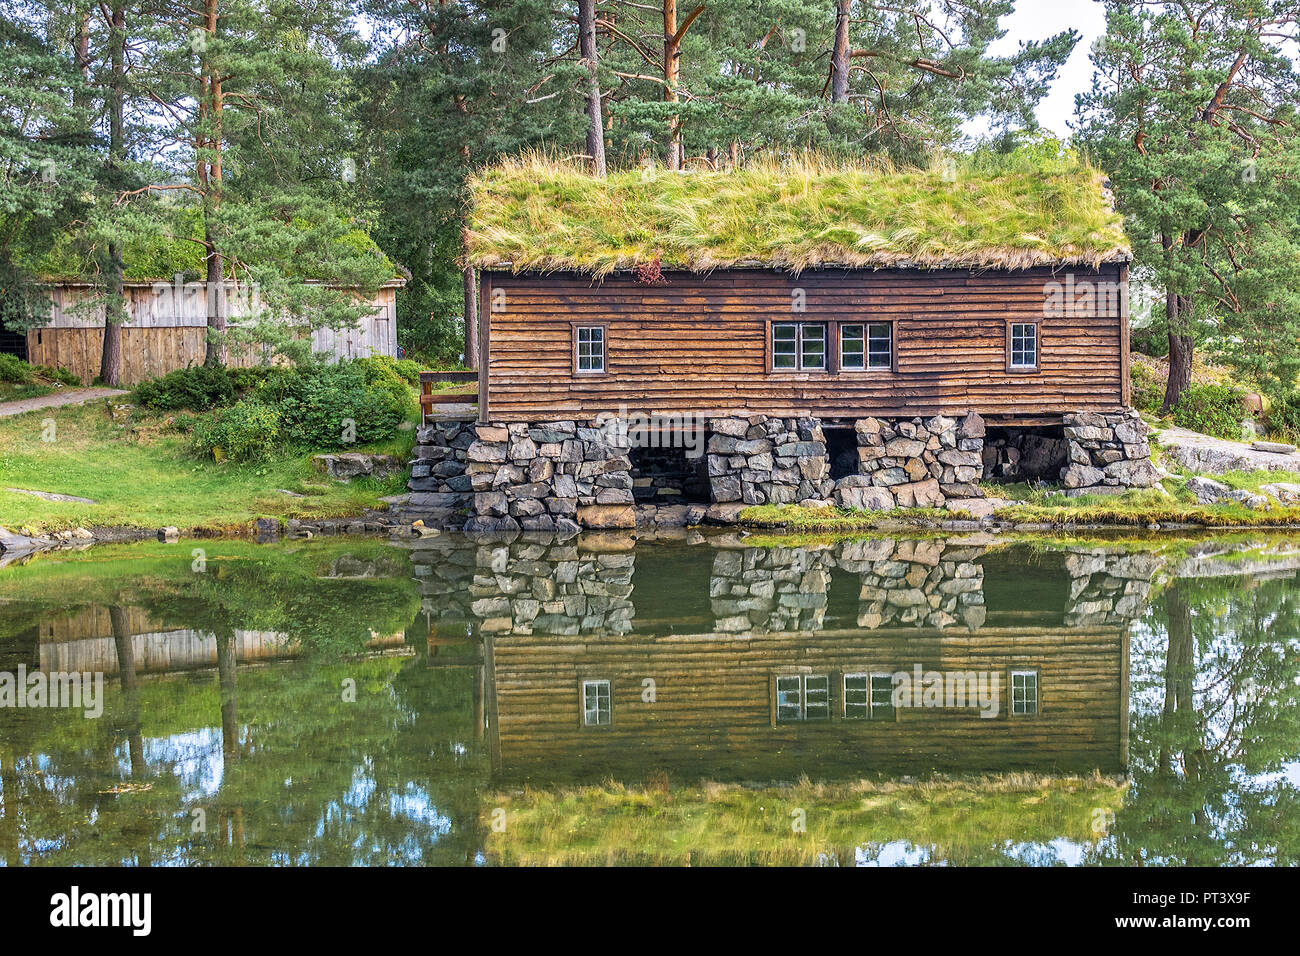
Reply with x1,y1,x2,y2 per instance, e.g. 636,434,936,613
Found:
583,680,611,725
870,674,896,718
844,674,869,719
804,675,830,720
772,324,798,369
577,327,605,372
776,675,803,722
867,323,892,369
841,325,865,370
801,324,826,370
1010,324,1037,368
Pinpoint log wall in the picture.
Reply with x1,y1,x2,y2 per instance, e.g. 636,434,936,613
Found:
482,265,1128,423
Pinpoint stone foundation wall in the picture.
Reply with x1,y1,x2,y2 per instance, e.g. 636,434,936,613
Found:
407,406,1161,530
705,416,834,505
462,421,635,533
1059,411,1160,495
834,412,986,510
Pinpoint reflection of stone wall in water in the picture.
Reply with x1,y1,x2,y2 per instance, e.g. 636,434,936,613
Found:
409,535,1162,637
1063,549,1160,628
413,538,635,636
710,547,835,633
846,539,987,631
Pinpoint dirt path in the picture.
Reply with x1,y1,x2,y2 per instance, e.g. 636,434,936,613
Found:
0,387,128,418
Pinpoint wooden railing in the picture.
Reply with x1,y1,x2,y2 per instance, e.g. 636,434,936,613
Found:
419,369,478,424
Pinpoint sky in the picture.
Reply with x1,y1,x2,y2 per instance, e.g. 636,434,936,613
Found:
974,0,1109,138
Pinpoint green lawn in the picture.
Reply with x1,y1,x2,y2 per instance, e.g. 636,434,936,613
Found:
0,399,414,534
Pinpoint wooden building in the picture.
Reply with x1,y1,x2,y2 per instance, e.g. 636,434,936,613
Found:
19,278,404,385
466,157,1132,427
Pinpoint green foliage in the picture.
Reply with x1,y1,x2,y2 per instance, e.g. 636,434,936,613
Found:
189,399,283,461
184,359,414,460
133,364,238,411
0,352,29,382
1129,362,1164,416
1265,393,1300,443
1170,383,1247,440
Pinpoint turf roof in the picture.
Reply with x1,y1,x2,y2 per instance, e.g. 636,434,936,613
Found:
466,151,1131,276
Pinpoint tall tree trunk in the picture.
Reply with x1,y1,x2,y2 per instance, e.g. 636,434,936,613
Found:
1162,291,1194,414
201,0,226,366
830,0,851,102
461,232,478,369
96,3,128,386
663,0,680,169
578,0,606,176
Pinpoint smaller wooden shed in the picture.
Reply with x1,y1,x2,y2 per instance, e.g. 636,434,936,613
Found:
20,277,405,384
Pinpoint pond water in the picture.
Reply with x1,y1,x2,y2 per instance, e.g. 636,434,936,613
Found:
0,530,1297,866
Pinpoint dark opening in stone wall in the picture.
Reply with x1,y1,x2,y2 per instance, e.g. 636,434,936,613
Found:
982,425,1070,483
824,427,858,480
629,442,711,503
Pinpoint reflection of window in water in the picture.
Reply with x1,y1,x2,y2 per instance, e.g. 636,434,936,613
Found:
1011,670,1038,715
843,673,896,720
582,679,611,726
776,674,830,723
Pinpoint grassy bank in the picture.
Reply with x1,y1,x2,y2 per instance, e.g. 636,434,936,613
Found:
0,400,413,534
741,469,1300,532
485,773,1125,866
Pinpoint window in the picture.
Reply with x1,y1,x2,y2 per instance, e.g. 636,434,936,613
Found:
772,322,827,371
845,673,896,719
582,679,611,726
1010,670,1038,716
776,674,831,723
1008,322,1038,371
840,323,893,370
575,325,605,374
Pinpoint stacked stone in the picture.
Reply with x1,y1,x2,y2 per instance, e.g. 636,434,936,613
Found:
706,416,835,506
835,412,985,511
709,546,834,633
462,421,636,533
630,446,708,502
410,421,473,492
1059,411,1160,494
1063,548,1158,627
466,540,635,636
409,540,477,619
845,538,986,630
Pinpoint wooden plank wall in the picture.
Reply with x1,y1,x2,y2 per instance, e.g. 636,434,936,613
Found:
483,265,1127,422
489,626,1127,780
25,281,400,384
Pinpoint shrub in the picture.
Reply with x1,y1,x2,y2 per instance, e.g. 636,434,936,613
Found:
1265,392,1300,443
190,400,283,461
1170,383,1247,440
134,364,237,411
0,353,31,383
1129,362,1163,416
36,364,83,386
1130,324,1169,358
254,360,408,449
356,354,422,386
225,366,276,392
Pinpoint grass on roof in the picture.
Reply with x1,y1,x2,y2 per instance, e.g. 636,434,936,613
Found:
467,149,1131,276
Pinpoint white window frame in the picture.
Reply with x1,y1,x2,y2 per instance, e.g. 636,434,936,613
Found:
771,322,828,371
1008,322,1038,371
575,325,606,374
582,678,611,726
776,673,831,722
1010,669,1038,716
840,322,893,371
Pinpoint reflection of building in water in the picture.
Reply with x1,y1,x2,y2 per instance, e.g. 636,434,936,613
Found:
31,606,403,675
407,534,1159,783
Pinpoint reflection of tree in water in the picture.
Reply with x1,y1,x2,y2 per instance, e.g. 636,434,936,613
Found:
0,547,490,865
1095,573,1300,865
